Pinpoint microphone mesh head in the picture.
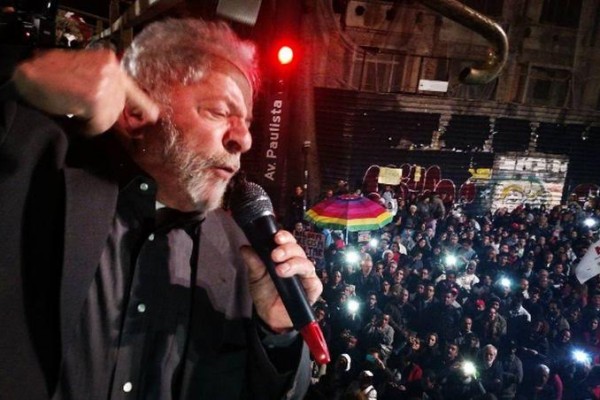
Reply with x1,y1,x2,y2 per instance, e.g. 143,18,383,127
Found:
229,180,274,227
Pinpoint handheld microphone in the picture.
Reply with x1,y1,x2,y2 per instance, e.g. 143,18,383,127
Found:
230,180,330,365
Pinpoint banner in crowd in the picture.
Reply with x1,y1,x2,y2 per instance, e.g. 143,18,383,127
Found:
575,238,600,283
296,231,325,263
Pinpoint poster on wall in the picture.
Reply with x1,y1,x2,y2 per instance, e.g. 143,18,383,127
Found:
490,153,569,212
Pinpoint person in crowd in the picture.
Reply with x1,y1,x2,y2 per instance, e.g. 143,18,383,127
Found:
426,244,445,275
435,270,461,298
315,306,333,345
581,316,600,353
353,370,377,400
412,236,432,260
549,328,576,364
506,295,531,341
535,269,556,306
361,292,383,325
455,316,480,352
1,18,319,399
457,239,478,269
518,276,531,299
457,260,481,293
582,290,600,325
515,364,561,400
475,305,507,347
499,340,524,400
360,313,394,361
524,287,547,321
435,341,464,374
412,283,437,335
472,273,495,300
391,266,408,287
373,261,385,281
400,204,420,238
350,253,381,298
546,300,570,340
564,305,584,342
403,369,444,400
312,353,355,400
377,280,393,310
288,185,306,229
360,349,394,395
426,289,463,344
323,269,347,305
479,344,505,397
520,319,551,358
419,331,442,370
330,291,363,339
519,258,536,281
383,285,416,347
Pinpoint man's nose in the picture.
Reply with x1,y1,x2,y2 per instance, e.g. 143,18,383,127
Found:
224,117,252,153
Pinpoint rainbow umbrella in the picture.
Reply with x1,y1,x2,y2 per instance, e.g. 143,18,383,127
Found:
305,194,393,235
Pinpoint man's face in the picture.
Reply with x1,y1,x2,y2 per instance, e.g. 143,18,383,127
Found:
447,344,458,359
380,314,390,327
315,308,326,321
394,269,404,283
443,293,453,306
593,295,600,308
463,318,473,331
484,348,496,366
368,295,377,307
361,259,373,274
401,289,409,303
138,63,252,212
294,222,304,233
425,285,435,299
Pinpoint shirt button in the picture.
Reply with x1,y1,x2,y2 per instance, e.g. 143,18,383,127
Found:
148,233,155,241
123,382,133,392
139,182,149,191
137,303,146,313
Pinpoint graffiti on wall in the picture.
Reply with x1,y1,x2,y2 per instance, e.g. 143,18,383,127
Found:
361,152,570,215
491,153,569,212
362,163,460,207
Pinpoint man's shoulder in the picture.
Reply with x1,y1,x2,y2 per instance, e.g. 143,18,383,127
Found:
1,100,69,149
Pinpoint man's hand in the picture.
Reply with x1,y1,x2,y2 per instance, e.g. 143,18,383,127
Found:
12,49,159,135
241,230,323,333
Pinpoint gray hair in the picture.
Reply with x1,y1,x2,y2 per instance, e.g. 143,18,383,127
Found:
121,18,259,103
482,344,497,356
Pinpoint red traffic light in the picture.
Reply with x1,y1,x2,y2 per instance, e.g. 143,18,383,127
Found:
277,46,294,65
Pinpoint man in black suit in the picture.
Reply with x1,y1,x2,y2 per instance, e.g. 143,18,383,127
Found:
1,18,319,400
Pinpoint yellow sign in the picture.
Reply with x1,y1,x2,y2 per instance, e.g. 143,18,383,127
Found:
378,167,402,185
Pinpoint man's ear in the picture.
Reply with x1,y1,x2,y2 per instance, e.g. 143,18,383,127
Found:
121,102,158,137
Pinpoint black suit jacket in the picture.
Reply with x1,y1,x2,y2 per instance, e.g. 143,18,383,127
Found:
0,101,309,399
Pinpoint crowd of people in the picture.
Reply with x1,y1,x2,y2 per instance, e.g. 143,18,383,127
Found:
298,190,600,400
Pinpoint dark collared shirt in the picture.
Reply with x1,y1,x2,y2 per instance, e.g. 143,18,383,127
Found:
53,169,211,400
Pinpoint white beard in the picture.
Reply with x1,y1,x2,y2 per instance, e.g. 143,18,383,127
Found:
159,116,236,212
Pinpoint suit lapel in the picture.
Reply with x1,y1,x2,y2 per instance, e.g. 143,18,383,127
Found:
61,167,118,348
197,209,253,320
